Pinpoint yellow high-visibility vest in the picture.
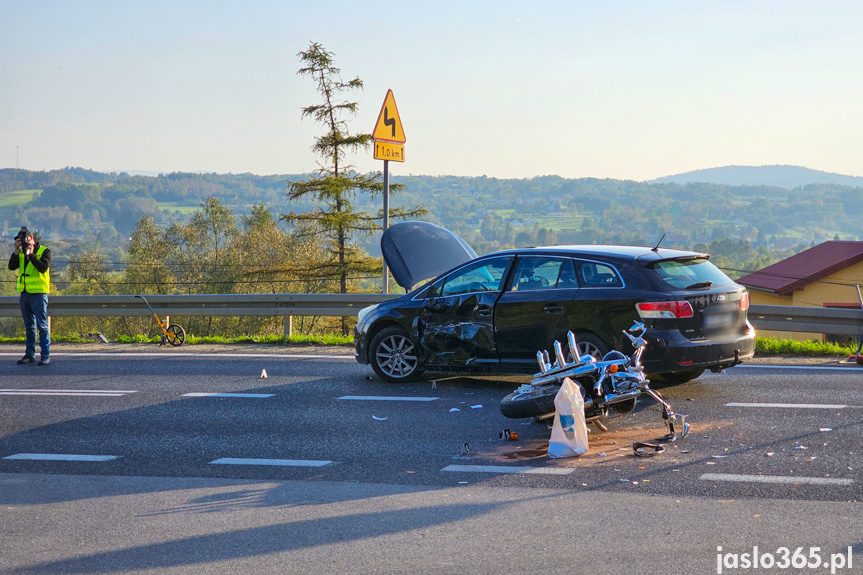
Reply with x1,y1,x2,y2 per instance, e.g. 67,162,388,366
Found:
17,245,50,293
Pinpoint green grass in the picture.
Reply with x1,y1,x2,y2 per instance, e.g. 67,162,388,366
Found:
755,336,854,356
1,333,354,346
155,202,201,215
0,189,39,208
114,333,354,345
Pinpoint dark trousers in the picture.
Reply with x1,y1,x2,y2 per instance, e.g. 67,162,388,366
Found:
19,291,50,359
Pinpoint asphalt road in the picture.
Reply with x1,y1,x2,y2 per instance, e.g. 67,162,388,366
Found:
1,346,862,574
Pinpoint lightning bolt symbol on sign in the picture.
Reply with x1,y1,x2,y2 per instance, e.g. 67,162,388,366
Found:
383,107,396,138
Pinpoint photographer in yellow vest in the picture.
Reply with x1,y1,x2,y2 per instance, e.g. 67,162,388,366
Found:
8,226,52,365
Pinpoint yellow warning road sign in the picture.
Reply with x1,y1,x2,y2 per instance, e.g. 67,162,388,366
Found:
374,141,405,162
372,89,406,144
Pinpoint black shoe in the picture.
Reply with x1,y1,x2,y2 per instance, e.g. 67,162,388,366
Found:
17,356,35,364
38,357,51,366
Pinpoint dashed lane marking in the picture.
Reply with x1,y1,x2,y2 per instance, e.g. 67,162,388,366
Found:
209,458,332,467
0,389,137,397
442,464,575,475
700,473,853,486
182,393,275,398
3,453,121,462
337,395,438,401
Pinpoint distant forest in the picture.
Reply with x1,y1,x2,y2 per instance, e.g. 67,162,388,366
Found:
3,166,861,287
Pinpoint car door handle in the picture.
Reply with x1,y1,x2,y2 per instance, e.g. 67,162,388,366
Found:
543,304,564,314
474,304,493,317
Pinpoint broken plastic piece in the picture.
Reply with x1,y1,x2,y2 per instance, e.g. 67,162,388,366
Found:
449,408,461,413
260,369,268,379
372,415,387,421
632,442,666,457
471,404,483,409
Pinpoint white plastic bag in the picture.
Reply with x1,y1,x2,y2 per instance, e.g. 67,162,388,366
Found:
547,377,589,458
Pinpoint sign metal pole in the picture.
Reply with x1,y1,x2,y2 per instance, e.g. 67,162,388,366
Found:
382,159,390,294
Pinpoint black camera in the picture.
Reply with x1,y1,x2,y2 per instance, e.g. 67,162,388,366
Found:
14,226,29,243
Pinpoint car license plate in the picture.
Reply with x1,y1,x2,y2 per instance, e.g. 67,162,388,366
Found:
703,314,733,329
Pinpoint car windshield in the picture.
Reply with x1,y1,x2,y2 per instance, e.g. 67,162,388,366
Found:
649,257,733,289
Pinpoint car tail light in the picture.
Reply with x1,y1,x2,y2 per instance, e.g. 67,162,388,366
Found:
739,291,749,311
636,301,694,319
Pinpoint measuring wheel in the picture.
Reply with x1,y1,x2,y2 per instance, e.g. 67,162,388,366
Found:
164,324,186,346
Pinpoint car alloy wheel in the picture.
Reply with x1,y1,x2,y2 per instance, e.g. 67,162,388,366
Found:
371,327,421,382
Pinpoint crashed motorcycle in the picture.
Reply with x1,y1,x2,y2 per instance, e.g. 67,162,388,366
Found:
500,322,689,441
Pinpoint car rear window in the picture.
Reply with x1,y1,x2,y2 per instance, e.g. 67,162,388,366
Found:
649,257,733,289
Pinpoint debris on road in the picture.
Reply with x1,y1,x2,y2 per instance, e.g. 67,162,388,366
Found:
260,369,268,379
372,415,388,421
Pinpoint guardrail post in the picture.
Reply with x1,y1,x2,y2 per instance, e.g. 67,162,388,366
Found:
284,316,293,339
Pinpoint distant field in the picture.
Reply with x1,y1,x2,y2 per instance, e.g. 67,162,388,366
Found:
156,202,200,215
0,189,39,208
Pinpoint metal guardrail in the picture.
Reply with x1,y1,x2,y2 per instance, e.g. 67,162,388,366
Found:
0,296,858,336
748,304,863,336
0,293,399,318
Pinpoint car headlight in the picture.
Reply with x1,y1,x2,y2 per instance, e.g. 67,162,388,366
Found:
357,303,379,326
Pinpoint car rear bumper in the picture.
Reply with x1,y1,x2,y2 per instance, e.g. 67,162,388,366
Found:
642,327,756,374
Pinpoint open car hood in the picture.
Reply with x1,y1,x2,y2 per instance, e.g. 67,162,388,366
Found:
382,221,479,290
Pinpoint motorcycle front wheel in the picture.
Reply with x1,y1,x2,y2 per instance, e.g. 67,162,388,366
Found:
500,385,560,419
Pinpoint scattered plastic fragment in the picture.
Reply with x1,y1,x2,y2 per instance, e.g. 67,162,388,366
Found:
499,429,518,440
766,452,774,457
632,481,639,485
431,381,437,389
365,376,373,380
458,481,469,484
794,445,808,450
406,470,416,474
372,415,387,421
471,405,483,409
449,408,461,413
820,428,832,432
633,442,665,457
680,450,691,454
705,461,716,465
712,455,727,459
599,452,607,457
260,369,268,379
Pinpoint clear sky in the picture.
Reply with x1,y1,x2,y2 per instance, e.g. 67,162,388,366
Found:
2,0,862,181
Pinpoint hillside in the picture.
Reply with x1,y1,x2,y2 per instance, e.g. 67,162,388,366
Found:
2,167,862,280
650,165,863,189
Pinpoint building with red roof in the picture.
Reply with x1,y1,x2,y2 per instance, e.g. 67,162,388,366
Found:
737,241,863,340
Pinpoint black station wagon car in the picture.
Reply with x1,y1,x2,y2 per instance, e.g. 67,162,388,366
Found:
355,222,755,383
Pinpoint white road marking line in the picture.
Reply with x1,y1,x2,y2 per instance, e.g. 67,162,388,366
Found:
0,352,350,359
442,464,575,475
0,389,137,397
733,364,863,371
726,402,849,409
182,393,275,398
209,458,332,467
337,395,438,401
3,453,121,462
700,473,853,486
